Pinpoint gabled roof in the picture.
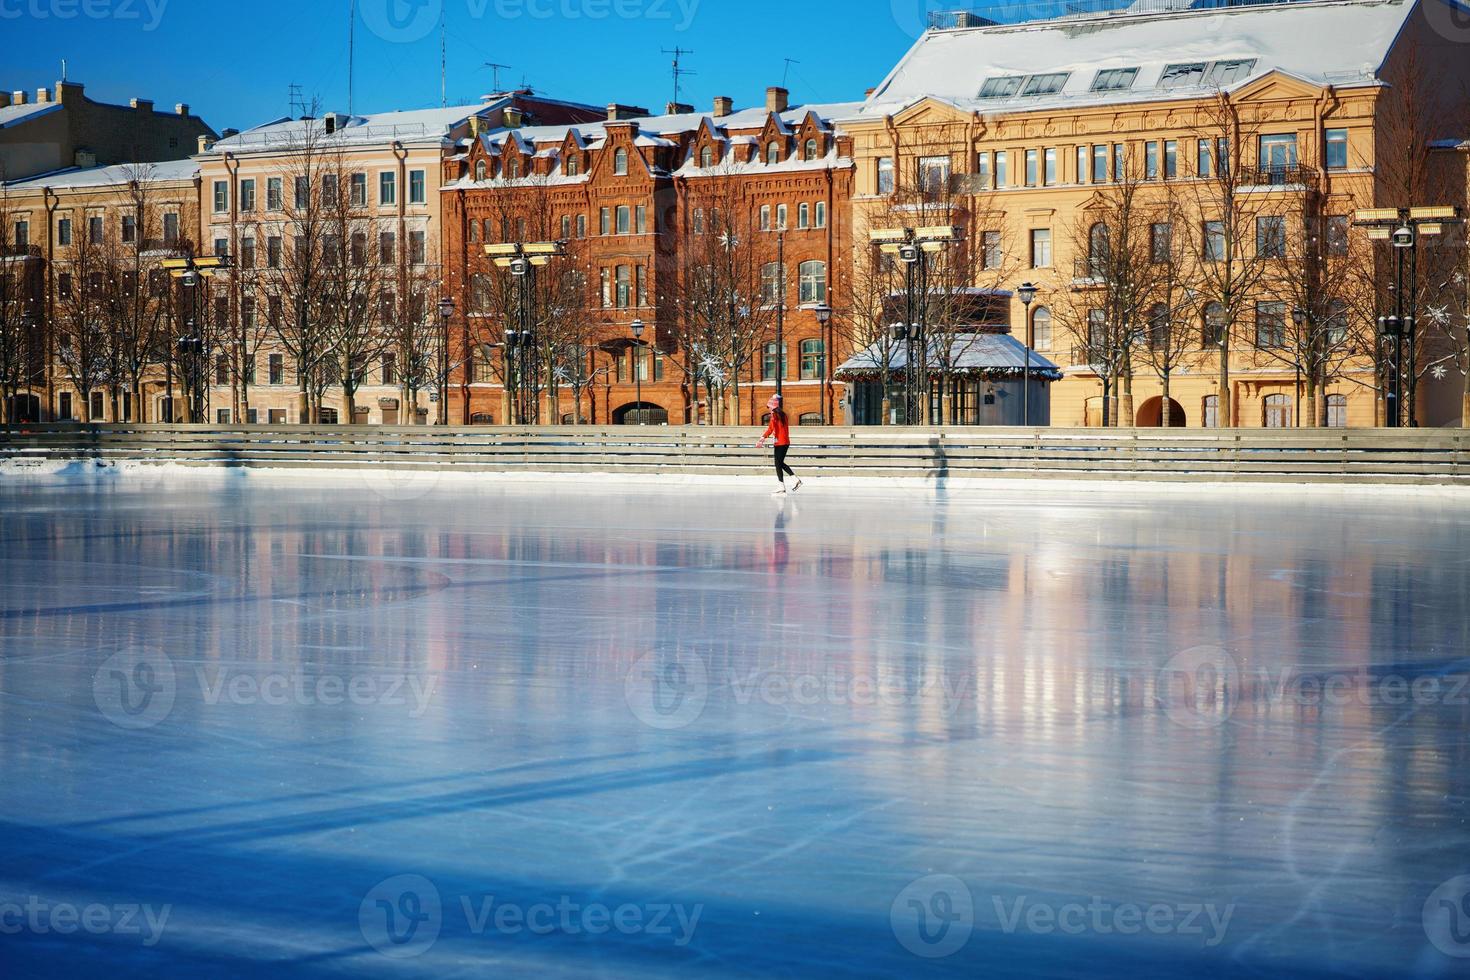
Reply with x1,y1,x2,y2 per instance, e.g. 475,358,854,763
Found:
837,332,1062,379
851,0,1422,121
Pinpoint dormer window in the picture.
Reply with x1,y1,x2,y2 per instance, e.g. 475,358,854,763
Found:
804,139,818,161
700,145,713,168
566,154,580,176
614,147,629,175
1091,68,1139,93
1020,73,1069,96
474,160,487,181
509,158,521,178
766,141,781,164
1159,62,1207,88
979,76,1023,99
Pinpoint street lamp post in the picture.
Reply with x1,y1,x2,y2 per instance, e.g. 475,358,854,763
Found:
813,303,832,424
437,296,454,425
1017,282,1037,426
869,226,961,426
1291,305,1308,426
630,318,645,425
486,241,565,426
1354,206,1463,426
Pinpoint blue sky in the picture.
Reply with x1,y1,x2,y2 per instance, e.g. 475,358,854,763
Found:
0,0,957,134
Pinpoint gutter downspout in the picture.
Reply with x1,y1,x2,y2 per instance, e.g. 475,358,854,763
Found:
43,186,58,419
224,150,241,423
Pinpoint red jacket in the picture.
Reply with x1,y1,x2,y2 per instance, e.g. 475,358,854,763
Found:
762,411,790,447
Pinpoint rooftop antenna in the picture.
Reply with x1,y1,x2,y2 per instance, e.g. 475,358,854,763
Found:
482,62,513,93
60,58,67,82
348,0,356,115
782,58,801,88
662,47,695,105
288,83,308,117
440,8,447,107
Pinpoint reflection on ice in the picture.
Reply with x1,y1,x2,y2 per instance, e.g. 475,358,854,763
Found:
1,471,1468,977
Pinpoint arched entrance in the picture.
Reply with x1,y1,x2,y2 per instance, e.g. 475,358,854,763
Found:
1136,395,1186,427
4,392,41,424
613,402,668,425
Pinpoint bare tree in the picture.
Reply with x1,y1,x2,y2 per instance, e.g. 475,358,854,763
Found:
0,176,42,424
1132,191,1202,426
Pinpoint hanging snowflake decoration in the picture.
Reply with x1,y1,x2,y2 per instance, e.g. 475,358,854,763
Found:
1431,363,1448,381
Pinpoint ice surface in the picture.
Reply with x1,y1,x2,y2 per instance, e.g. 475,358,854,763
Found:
1,469,1468,978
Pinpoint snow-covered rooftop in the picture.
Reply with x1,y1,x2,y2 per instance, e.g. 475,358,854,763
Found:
0,101,62,130
853,0,1422,119
484,101,865,149
208,102,512,153
837,332,1063,378
3,158,199,190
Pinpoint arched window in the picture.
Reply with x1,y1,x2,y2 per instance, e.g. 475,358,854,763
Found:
614,147,629,175
798,260,827,304
1202,302,1226,348
1202,394,1219,428
565,154,580,176
762,342,787,380
759,205,772,231
700,145,714,168
1031,306,1052,350
804,138,818,161
1264,393,1291,428
1148,302,1170,349
766,141,781,164
1326,394,1348,428
508,158,521,178
474,160,487,181
800,339,825,380
1087,222,1110,276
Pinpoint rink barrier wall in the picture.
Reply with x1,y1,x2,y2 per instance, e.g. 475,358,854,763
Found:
1,424,1468,485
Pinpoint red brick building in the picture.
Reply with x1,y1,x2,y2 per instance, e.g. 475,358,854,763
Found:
440,88,859,426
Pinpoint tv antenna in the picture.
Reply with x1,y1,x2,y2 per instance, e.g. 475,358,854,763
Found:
662,47,695,105
782,58,800,88
288,83,308,117
482,62,513,93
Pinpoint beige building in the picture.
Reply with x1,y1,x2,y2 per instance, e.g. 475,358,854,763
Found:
838,0,1470,427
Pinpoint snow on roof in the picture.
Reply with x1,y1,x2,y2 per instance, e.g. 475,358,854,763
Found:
210,101,509,152
837,332,1062,378
497,101,864,150
0,101,62,130
674,146,853,178
4,158,199,190
855,0,1419,119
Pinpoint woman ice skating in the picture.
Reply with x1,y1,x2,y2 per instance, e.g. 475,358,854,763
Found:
757,394,802,495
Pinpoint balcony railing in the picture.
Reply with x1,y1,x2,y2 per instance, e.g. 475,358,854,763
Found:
1248,165,1317,188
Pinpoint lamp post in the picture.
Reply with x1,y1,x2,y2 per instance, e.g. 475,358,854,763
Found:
1291,305,1308,426
813,303,832,424
1354,206,1463,427
161,251,231,423
630,317,645,425
486,240,565,426
1017,282,1037,426
437,296,454,425
775,232,785,398
869,226,961,425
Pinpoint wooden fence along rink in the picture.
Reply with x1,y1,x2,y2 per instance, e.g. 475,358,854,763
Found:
0,425,1466,486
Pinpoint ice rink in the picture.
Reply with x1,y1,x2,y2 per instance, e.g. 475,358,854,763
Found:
2,467,1469,977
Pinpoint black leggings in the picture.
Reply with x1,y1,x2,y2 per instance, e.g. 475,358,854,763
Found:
774,445,796,482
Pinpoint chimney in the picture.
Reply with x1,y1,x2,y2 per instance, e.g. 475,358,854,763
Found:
130,97,154,113
504,106,524,128
765,87,789,114
36,88,50,104
197,135,216,153
665,101,693,115
606,103,648,121
712,96,733,117
11,91,27,105
175,103,190,116
56,81,83,104
0,92,9,109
